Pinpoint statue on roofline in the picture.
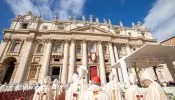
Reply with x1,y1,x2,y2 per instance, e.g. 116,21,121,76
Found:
53,15,57,21
108,19,112,25
82,15,86,21
90,15,93,22
132,22,135,27
120,21,123,27
96,17,99,24
104,18,107,24
68,15,72,20
74,16,76,20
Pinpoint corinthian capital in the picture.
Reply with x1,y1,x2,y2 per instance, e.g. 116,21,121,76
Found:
45,38,53,43
81,39,87,44
26,37,35,42
107,41,112,45
63,39,69,44
2,37,11,42
70,38,75,43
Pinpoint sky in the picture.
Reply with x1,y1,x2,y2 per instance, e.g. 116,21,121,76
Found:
0,0,175,43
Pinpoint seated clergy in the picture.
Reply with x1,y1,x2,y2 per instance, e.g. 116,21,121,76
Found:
80,76,111,100
141,70,168,100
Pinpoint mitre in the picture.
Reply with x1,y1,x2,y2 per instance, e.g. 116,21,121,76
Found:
72,73,79,83
44,76,51,85
77,65,87,80
129,73,136,84
109,73,115,81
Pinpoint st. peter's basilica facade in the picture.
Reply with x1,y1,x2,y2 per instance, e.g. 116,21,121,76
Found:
0,11,158,84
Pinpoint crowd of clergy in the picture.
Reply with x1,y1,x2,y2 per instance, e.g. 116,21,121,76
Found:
0,65,170,100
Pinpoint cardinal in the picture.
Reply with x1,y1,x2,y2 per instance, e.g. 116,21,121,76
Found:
80,76,110,100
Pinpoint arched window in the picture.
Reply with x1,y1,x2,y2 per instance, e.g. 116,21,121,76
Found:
89,45,94,52
55,44,62,52
36,44,43,53
12,43,20,52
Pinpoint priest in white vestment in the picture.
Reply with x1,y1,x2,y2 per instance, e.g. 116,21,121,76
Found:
80,76,110,100
66,65,88,100
103,73,123,100
125,73,140,100
52,78,60,100
33,76,53,100
65,73,79,100
141,69,168,100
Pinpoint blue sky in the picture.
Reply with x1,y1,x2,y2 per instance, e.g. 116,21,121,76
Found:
0,0,175,42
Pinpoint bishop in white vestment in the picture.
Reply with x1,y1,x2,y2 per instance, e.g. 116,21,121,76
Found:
33,76,53,100
125,73,140,100
66,65,88,100
103,73,122,100
65,73,79,100
141,69,168,100
52,79,60,100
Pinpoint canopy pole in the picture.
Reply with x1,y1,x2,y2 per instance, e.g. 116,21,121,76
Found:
165,60,175,81
120,59,129,84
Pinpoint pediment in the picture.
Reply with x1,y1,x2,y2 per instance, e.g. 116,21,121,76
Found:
71,25,112,34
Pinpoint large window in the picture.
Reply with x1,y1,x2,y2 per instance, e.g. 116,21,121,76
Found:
12,43,20,52
29,66,37,79
76,44,81,54
89,45,95,52
36,44,43,53
103,45,107,54
55,44,62,52
118,47,123,58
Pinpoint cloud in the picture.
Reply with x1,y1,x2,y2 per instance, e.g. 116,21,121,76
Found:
143,0,175,43
4,0,86,20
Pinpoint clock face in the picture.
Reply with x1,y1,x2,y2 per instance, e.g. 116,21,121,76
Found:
24,16,32,20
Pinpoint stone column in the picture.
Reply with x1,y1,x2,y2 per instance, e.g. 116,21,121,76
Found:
40,38,53,79
82,40,88,68
108,42,118,81
13,37,34,83
114,45,124,82
0,38,10,59
120,58,129,83
68,39,76,82
82,40,88,82
61,40,69,82
98,41,106,84
0,63,9,84
126,44,137,77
